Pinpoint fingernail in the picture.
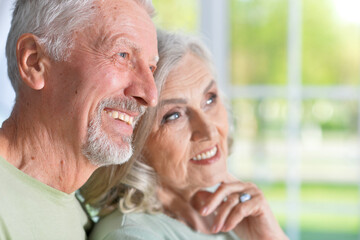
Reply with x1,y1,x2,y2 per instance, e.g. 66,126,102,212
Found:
212,225,218,233
201,207,208,215
222,225,227,232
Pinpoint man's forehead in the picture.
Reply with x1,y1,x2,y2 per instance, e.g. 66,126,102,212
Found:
95,0,143,16
86,0,158,61
99,35,158,62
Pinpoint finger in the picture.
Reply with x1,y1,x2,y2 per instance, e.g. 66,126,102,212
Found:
212,188,261,233
210,193,239,233
191,190,213,211
221,195,262,232
201,182,257,216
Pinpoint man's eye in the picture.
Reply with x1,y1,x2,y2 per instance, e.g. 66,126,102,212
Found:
206,93,217,105
118,52,129,59
162,112,180,124
150,66,156,73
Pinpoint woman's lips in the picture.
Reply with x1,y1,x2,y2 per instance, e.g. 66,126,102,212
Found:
190,146,220,165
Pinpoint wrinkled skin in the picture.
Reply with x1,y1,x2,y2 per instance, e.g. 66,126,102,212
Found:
0,0,158,193
145,52,288,240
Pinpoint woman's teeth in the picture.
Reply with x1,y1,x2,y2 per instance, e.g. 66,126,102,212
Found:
192,146,217,161
104,109,134,126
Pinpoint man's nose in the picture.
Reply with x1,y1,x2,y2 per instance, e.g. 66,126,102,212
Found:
190,111,217,142
124,63,158,107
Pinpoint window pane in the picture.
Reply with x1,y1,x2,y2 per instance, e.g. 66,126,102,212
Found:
152,0,199,33
302,0,360,85
230,98,288,181
230,98,288,229
230,98,359,239
230,0,288,85
300,99,359,238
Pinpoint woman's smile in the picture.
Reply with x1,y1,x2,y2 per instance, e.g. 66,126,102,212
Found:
190,145,220,165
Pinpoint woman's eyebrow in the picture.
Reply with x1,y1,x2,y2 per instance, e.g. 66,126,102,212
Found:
159,80,215,107
203,80,215,94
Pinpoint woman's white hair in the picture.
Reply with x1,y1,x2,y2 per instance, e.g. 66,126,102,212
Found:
6,0,155,93
81,29,221,216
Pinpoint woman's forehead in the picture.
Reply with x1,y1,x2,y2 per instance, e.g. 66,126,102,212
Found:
162,54,213,93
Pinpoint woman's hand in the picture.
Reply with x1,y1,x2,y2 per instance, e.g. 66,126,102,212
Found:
157,186,212,234
191,179,289,240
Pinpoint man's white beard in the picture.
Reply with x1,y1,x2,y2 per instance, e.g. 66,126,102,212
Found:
82,97,144,167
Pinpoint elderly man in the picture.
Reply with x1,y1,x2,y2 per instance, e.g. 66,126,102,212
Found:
0,0,158,239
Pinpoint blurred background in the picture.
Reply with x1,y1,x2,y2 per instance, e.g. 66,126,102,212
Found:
1,0,359,239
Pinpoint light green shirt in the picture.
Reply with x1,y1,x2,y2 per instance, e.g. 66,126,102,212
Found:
0,156,90,240
90,210,240,240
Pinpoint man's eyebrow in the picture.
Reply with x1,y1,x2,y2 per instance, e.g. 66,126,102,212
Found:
159,98,187,107
105,35,158,63
203,80,215,94
112,36,141,53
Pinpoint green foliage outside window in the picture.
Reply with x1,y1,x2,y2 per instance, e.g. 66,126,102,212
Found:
152,0,198,32
231,0,360,85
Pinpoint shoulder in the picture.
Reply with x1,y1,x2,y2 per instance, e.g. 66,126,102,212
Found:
90,211,240,240
90,211,166,240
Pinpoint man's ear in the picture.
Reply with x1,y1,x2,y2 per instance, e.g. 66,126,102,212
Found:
16,33,47,90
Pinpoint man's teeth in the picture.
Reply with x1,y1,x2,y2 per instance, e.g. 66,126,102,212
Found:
192,146,217,161
105,110,134,125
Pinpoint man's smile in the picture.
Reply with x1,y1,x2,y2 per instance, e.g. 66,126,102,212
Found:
104,108,134,126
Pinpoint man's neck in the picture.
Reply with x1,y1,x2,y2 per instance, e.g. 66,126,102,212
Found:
0,115,97,194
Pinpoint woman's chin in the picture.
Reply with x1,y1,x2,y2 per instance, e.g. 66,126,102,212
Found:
197,172,227,190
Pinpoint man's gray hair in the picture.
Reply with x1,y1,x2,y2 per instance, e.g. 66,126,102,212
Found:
6,0,155,93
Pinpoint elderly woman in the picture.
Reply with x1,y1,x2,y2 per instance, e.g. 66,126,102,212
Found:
83,30,288,240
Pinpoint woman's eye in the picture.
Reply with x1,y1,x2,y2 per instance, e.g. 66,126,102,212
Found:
118,52,129,59
162,112,180,124
206,93,217,105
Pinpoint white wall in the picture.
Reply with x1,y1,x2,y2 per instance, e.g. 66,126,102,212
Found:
0,0,16,123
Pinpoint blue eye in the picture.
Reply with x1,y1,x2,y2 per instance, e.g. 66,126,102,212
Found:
206,93,217,105
162,112,180,124
150,66,156,73
118,52,128,59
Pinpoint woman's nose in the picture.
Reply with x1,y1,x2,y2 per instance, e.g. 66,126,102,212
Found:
190,111,217,142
